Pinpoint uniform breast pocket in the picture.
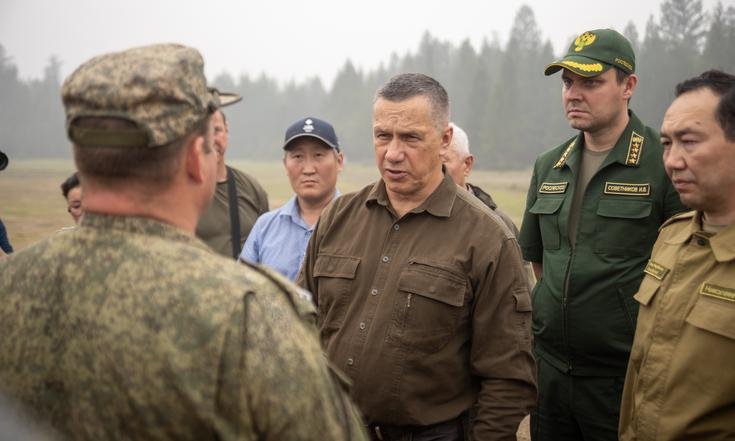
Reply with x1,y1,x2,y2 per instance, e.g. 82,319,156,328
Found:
313,254,360,342
686,294,735,341
387,260,469,352
594,198,653,255
528,197,564,250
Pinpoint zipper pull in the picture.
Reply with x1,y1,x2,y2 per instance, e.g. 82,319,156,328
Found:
406,293,412,308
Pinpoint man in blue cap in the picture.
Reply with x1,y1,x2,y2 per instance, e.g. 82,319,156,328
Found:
518,29,687,440
241,117,344,280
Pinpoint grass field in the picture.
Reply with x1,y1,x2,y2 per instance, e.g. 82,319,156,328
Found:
0,159,532,252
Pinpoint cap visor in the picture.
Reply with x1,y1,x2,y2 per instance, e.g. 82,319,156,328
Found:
544,55,611,77
283,133,337,150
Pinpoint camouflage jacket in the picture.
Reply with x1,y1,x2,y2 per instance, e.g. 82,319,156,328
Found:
0,213,366,441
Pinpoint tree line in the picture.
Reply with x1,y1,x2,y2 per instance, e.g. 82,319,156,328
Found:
1,0,733,169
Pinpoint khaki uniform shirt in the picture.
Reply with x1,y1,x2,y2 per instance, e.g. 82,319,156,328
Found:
619,211,735,440
298,174,536,439
196,166,269,258
0,213,366,441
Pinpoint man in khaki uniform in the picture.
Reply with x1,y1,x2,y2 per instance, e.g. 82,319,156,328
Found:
299,73,536,440
0,43,366,441
619,70,735,440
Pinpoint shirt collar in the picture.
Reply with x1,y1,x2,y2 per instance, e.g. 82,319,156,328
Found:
559,110,647,171
367,172,456,218
281,190,342,225
666,211,735,262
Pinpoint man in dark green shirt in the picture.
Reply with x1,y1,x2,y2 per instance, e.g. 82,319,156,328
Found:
518,29,686,441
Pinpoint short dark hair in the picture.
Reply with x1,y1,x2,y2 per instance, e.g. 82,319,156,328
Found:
60,172,80,199
375,73,450,128
615,68,629,84
73,115,211,190
675,70,735,141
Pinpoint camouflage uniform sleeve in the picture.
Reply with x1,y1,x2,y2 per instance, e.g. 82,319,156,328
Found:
215,283,367,441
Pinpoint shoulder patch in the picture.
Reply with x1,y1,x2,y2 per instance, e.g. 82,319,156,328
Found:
625,131,645,166
554,139,576,168
660,210,696,231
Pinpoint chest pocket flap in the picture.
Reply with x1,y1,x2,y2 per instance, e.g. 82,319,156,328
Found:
597,198,652,219
399,261,467,307
686,295,735,340
529,197,564,215
314,254,360,279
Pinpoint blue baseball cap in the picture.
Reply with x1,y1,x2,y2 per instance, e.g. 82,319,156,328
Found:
283,117,339,152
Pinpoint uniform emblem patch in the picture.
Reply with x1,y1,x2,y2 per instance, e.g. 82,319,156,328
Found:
700,283,735,302
302,118,314,133
626,131,645,165
604,182,650,196
539,182,568,194
644,260,669,280
574,32,596,52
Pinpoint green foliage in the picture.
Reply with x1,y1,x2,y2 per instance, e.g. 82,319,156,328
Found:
1,2,734,169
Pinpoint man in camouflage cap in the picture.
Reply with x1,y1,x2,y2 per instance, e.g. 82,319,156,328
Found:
518,29,686,440
0,43,366,441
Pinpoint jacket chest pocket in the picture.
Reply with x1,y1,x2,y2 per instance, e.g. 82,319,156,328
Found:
594,198,653,255
686,290,735,341
387,260,469,352
529,197,564,251
313,254,360,343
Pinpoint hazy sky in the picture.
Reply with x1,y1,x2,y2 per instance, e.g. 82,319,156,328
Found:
1,0,731,87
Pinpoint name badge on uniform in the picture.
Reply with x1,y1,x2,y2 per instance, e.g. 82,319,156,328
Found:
604,182,650,196
644,260,669,280
700,283,735,303
539,182,568,194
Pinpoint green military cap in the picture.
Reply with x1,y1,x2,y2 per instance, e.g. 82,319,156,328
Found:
544,29,635,77
62,43,241,148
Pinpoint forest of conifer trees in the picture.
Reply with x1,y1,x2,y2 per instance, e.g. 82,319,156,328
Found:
1,0,734,169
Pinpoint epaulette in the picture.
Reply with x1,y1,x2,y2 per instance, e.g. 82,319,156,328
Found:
659,210,695,231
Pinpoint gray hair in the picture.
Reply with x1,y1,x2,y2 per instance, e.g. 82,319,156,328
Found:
375,73,450,128
449,122,470,158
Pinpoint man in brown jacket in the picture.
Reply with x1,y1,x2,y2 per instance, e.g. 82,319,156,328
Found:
299,73,536,440
619,70,735,440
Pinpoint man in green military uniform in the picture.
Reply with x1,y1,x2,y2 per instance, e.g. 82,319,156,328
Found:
620,70,735,440
0,43,366,441
518,29,686,440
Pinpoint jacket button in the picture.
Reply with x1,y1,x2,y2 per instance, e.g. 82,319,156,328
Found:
347,358,354,366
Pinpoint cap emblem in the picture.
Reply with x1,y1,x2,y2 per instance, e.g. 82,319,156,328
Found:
574,32,597,52
303,119,314,133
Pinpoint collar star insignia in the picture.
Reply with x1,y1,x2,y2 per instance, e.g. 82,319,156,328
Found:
625,131,644,166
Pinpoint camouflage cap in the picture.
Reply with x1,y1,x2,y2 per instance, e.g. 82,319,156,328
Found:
544,29,635,77
62,43,241,148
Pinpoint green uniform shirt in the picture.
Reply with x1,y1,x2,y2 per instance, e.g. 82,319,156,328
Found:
196,166,269,258
0,213,366,441
519,110,686,376
619,211,735,440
